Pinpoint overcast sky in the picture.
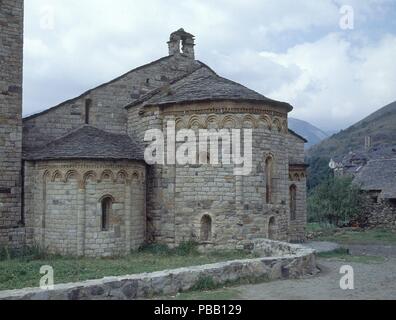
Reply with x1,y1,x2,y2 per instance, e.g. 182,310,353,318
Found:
23,0,396,130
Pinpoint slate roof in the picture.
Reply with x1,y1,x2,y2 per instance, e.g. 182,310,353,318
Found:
353,159,396,199
24,125,144,161
289,129,308,143
126,66,293,111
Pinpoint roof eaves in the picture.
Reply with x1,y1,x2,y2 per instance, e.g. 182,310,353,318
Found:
289,129,308,143
125,63,293,112
24,156,145,162
140,97,291,109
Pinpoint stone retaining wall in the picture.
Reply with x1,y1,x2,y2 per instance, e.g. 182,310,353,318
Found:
357,192,396,230
0,240,317,300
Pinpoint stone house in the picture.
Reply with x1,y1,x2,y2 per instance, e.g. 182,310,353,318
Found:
1,0,308,257
331,151,368,177
353,159,396,229
329,147,396,229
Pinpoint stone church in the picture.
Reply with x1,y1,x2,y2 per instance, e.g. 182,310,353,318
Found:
1,0,308,257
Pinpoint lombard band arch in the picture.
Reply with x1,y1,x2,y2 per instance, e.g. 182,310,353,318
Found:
188,115,204,129
51,170,63,182
64,170,81,183
83,170,98,184
221,115,238,129
242,114,258,128
100,169,115,182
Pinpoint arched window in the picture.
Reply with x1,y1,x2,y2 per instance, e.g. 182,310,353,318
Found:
200,215,212,242
265,156,274,204
85,99,92,125
290,185,297,221
101,197,112,231
268,217,276,240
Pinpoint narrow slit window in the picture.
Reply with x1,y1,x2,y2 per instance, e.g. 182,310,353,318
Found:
265,156,274,204
101,197,112,231
290,185,297,221
200,215,212,242
85,99,92,124
268,217,276,240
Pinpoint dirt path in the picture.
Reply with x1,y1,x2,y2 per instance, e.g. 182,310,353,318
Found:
347,244,396,257
234,245,396,300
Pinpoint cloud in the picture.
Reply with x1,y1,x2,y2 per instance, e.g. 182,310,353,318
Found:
263,33,396,130
211,33,396,130
23,0,396,130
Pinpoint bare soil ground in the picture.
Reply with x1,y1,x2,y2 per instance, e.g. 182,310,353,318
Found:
347,244,396,257
234,244,396,300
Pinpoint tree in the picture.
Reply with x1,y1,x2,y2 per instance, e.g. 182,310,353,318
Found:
306,156,333,191
308,176,362,226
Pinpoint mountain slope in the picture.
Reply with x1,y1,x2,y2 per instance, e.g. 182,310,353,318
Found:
289,118,329,148
306,100,396,189
307,101,396,159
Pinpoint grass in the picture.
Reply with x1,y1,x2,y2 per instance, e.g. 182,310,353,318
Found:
307,223,396,245
306,222,337,233
317,228,396,245
0,242,255,292
317,247,351,258
162,272,272,300
317,248,386,264
191,275,218,291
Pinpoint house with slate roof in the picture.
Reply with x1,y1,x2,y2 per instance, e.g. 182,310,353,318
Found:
353,159,396,229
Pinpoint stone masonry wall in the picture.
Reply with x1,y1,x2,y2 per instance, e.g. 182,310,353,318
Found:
23,55,201,152
0,0,23,236
24,160,146,257
287,133,305,164
288,134,307,242
288,175,307,242
0,227,26,250
127,104,163,242
357,191,396,230
127,101,306,247
0,239,317,300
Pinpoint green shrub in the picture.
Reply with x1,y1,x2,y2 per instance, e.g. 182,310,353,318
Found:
138,241,199,256
306,156,333,191
20,245,54,261
175,241,199,256
0,245,52,262
191,275,217,291
0,246,11,261
138,243,172,255
308,176,363,227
